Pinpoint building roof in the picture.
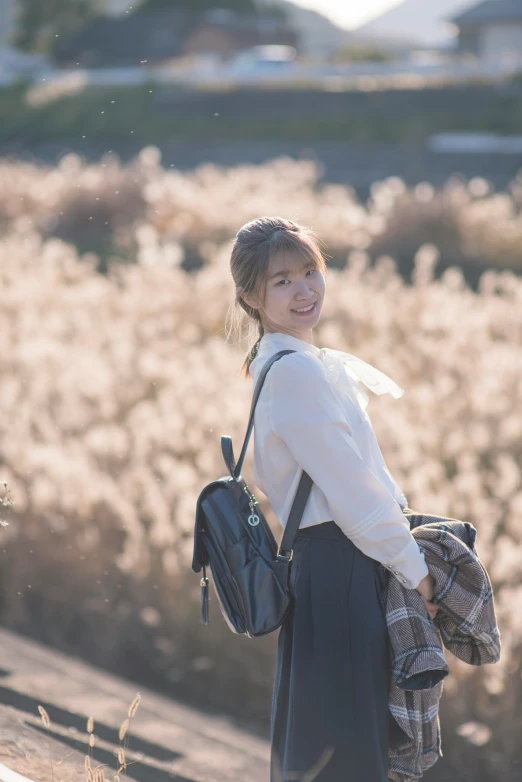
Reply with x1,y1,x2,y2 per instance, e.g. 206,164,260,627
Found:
54,10,190,64
451,0,522,25
54,9,298,65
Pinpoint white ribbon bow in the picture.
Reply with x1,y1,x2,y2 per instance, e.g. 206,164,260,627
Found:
318,347,405,422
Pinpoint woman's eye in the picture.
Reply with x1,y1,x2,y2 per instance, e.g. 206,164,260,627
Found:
278,269,316,285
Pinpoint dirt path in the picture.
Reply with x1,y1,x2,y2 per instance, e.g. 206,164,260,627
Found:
0,628,269,782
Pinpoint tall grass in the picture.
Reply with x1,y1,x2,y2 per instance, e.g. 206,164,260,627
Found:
0,151,521,780
0,148,520,274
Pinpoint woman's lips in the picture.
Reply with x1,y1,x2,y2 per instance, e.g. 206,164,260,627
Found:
291,302,316,316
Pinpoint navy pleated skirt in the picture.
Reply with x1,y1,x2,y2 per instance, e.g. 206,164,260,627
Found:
270,520,391,782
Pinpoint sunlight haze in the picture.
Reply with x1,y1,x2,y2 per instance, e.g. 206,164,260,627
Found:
291,0,404,29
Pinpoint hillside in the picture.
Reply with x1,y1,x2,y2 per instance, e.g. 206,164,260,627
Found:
278,0,345,57
351,0,478,47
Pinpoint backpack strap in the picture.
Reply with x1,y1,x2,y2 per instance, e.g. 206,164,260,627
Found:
227,348,313,559
278,469,313,559
232,349,295,478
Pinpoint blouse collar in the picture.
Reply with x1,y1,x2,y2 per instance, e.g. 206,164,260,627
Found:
249,330,405,422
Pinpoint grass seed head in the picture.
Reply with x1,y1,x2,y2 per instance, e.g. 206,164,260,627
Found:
38,705,50,727
119,718,129,741
128,693,141,718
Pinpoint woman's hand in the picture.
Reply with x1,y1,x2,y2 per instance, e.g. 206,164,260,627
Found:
415,573,440,621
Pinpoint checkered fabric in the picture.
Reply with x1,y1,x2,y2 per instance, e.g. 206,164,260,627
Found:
380,510,502,782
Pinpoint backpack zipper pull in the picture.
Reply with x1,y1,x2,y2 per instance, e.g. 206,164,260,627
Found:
200,563,209,624
248,499,260,527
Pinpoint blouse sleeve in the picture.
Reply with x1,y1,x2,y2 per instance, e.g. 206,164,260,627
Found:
268,351,429,590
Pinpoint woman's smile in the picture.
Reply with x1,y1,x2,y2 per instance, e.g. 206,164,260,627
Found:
291,301,317,316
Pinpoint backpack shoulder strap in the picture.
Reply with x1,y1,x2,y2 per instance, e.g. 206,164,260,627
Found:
231,348,296,479
225,348,313,556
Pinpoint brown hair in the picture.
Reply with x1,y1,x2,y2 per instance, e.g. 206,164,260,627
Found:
226,216,328,379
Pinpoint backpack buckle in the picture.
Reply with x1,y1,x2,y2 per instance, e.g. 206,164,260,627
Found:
277,545,293,562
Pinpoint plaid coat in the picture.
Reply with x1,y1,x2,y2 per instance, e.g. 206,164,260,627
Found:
375,509,502,782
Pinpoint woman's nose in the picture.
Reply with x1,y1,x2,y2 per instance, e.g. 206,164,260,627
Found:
296,282,314,296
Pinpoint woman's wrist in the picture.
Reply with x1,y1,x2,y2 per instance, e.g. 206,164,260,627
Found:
415,573,436,601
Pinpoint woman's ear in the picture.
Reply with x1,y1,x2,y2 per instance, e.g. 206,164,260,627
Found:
239,291,260,311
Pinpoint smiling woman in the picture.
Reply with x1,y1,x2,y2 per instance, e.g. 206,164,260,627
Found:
224,215,435,782
228,216,328,375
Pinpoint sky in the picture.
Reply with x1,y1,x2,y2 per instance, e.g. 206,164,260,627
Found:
292,0,404,30
107,1,405,31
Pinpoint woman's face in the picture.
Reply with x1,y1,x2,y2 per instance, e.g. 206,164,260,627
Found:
245,253,326,342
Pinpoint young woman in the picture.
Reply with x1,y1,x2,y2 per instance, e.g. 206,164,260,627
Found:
230,216,439,782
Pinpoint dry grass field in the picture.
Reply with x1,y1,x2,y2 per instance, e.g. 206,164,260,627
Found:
0,150,521,780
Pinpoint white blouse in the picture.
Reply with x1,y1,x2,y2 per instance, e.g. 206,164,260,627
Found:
248,330,429,590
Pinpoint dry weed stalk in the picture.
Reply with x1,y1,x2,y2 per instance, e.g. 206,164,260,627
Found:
128,693,141,719
37,705,54,782
86,716,95,768
118,719,129,742
117,746,126,775
117,692,141,777
82,696,140,781
0,480,13,529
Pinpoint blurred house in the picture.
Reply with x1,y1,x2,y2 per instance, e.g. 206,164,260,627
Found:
0,0,54,83
53,8,300,68
451,0,522,65
0,45,51,84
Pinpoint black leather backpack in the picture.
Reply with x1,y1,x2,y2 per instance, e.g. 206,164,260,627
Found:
191,349,313,638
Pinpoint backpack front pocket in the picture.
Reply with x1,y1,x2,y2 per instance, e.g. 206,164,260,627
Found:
231,556,290,636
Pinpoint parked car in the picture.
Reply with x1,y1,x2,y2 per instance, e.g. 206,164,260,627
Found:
224,45,297,75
